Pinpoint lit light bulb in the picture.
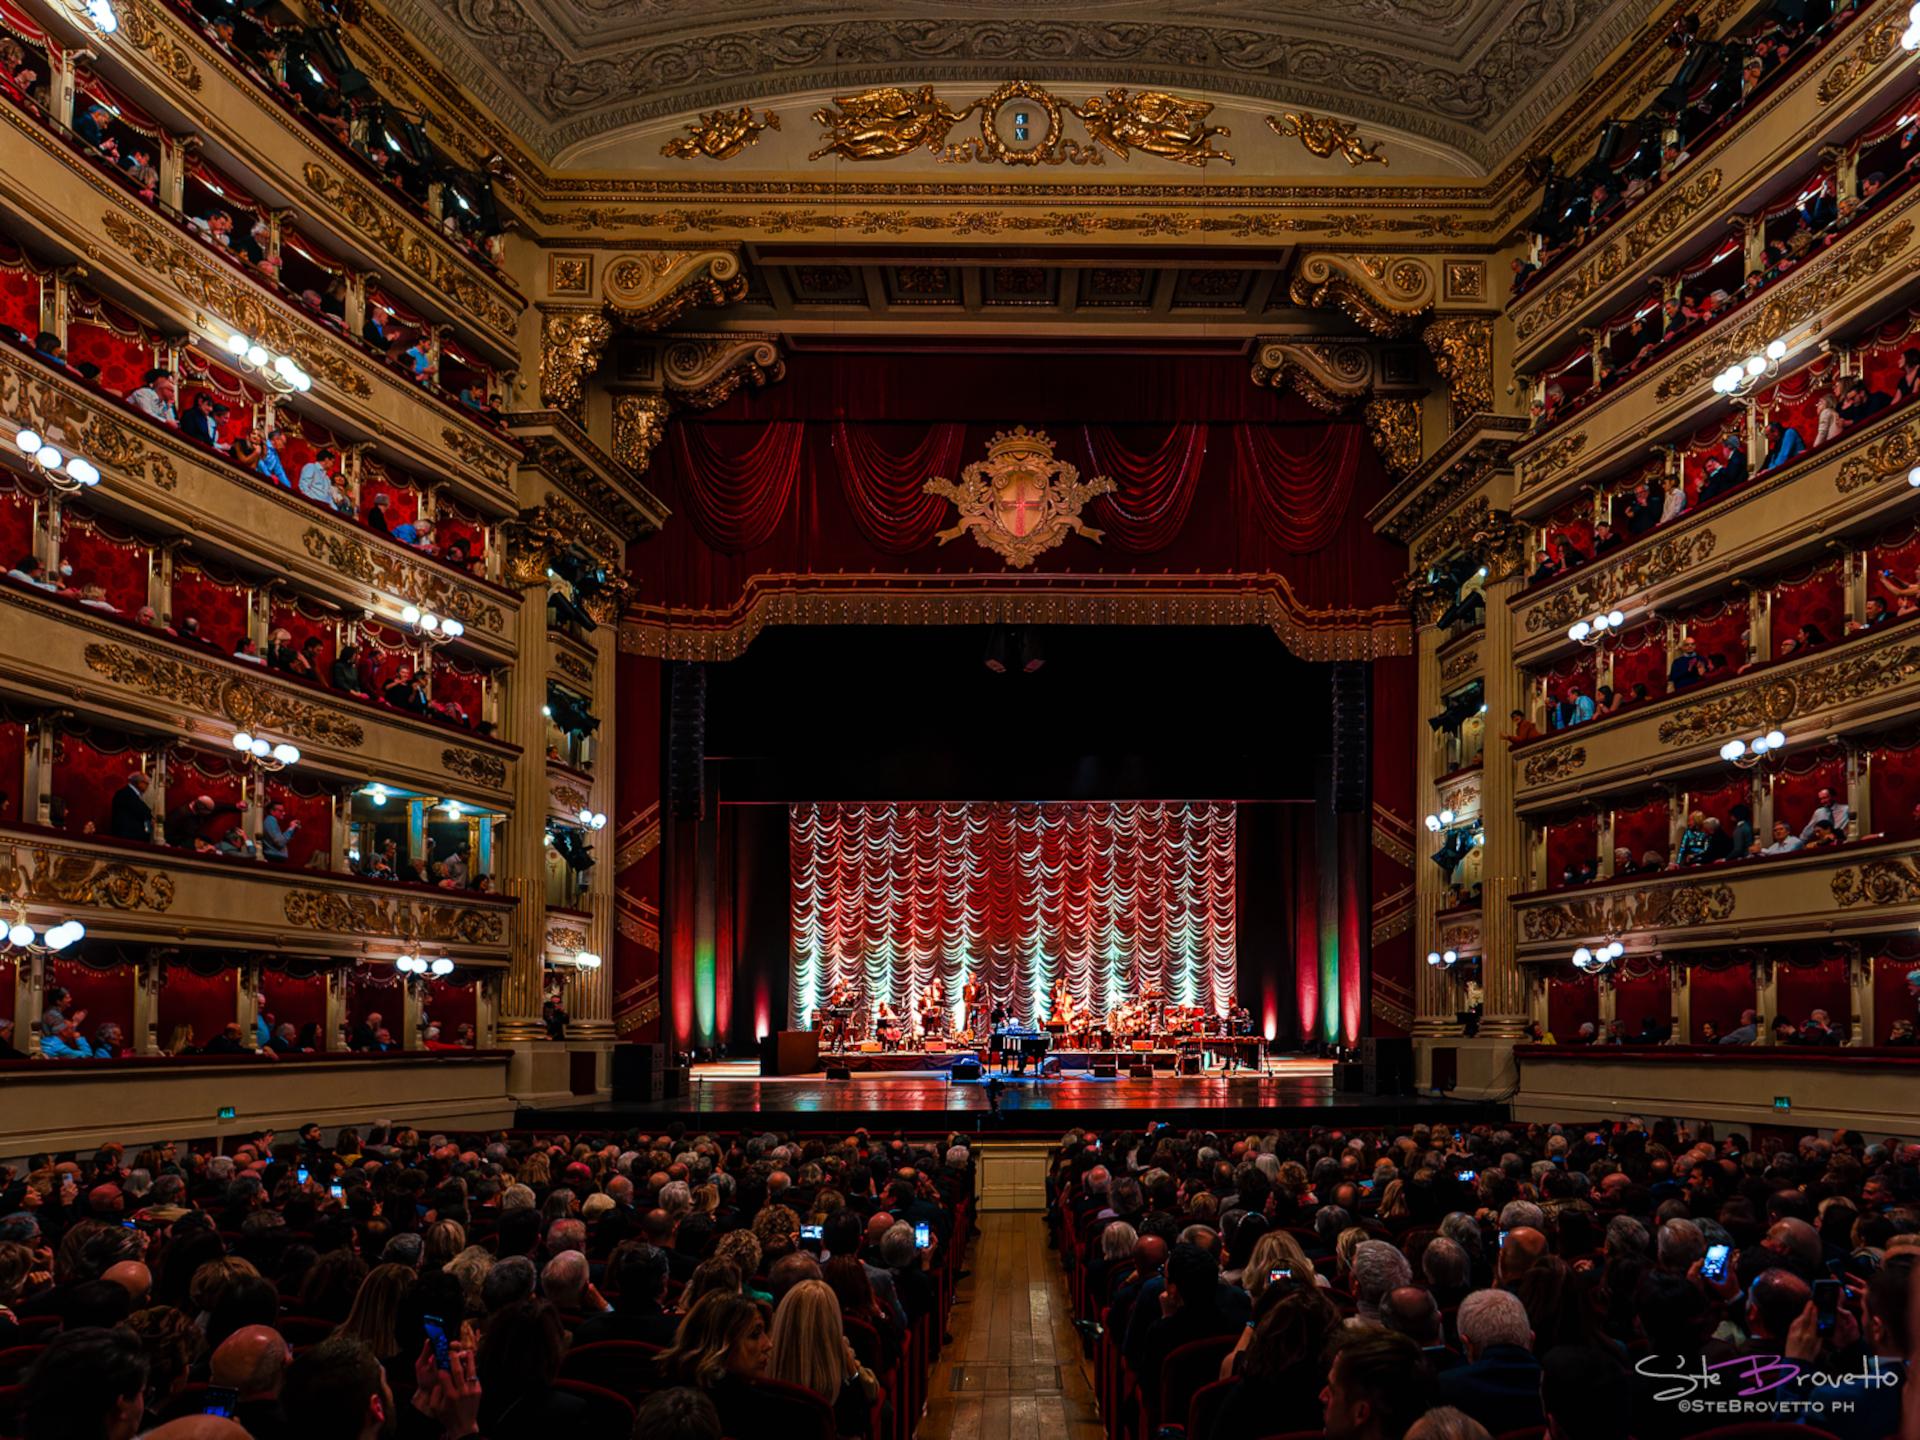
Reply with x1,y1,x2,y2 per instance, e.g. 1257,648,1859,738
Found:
1438,809,1455,826
420,614,440,633
1424,814,1441,832
1908,467,1920,488
7,922,34,948
48,921,82,950
1427,951,1442,966
1591,613,1611,633
246,344,270,368
65,458,99,487
1605,940,1625,961
1572,946,1592,966
1720,739,1747,762
1442,950,1458,966
271,743,299,766
1765,339,1787,362
1606,609,1625,628
225,332,250,355
1744,355,1766,377
233,731,255,751
401,605,421,625
15,427,40,453
1764,729,1785,751
34,444,61,469
441,619,463,639
444,800,462,817
250,737,271,758
430,957,454,977
1568,621,1591,643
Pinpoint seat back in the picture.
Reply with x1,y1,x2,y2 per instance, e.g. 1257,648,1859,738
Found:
1157,1334,1236,1430
744,1374,837,1440
556,1340,664,1400
0,1350,41,1386
549,1378,637,1431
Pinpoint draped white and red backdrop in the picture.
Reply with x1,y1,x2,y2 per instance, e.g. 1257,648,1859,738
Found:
788,800,1236,1030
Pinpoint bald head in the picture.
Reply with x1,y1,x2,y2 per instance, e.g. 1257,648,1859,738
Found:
211,1325,291,1398
142,1418,252,1440
1764,1218,1822,1279
1133,1234,1169,1276
1496,1226,1548,1283
1380,1285,1443,1346
102,1260,151,1305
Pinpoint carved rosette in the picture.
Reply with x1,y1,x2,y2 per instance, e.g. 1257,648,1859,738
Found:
539,307,614,416
603,249,749,332
611,393,673,475
1422,315,1493,425
282,889,507,945
299,529,505,634
1519,882,1736,942
441,747,508,790
1523,529,1718,635
83,643,366,748
1832,858,1920,907
1364,397,1423,480
1289,254,1433,336
1659,642,1920,747
662,333,787,411
1520,744,1586,787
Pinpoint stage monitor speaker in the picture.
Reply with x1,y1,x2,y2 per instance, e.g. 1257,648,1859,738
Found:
826,1066,851,1080
662,1065,689,1098
1332,661,1369,815
1092,1063,1118,1078
609,1043,668,1101
1361,1036,1414,1094
1334,1061,1366,1092
667,661,707,820
759,1030,820,1077
952,1060,982,1081
1178,1053,1202,1076
1128,1064,1153,1079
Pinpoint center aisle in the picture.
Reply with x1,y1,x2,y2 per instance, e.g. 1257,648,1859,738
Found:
916,1210,1105,1440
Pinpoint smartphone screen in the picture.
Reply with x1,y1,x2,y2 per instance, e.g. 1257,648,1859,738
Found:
328,1182,344,1200
1457,1170,1475,1183
122,1218,138,1230
1497,1230,1508,1250
914,1222,931,1249
422,1314,451,1371
296,1166,309,1184
1813,1278,1840,1337
1268,1267,1291,1283
203,1387,239,1419
800,1223,823,1241
1701,1243,1730,1283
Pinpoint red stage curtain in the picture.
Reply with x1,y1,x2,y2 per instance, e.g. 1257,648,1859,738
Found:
789,800,1236,1027
52,726,149,836
827,421,963,554
1610,621,1668,702
60,507,151,613
672,420,806,553
1546,814,1599,888
263,775,330,869
169,557,252,651
1082,423,1208,554
1613,960,1671,1037
1613,795,1672,868
1547,971,1599,1040
1771,562,1847,657
1870,734,1920,838
1769,746,1847,837
0,484,35,571
1231,423,1360,554
1688,960,1756,1039
0,718,23,823
155,964,236,1051
1776,956,1850,1036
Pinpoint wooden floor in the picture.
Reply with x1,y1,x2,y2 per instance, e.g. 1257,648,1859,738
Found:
917,1210,1104,1440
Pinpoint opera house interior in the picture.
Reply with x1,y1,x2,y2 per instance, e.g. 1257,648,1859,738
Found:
0,0,1918,1437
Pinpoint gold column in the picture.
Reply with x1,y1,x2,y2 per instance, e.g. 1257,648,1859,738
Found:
1849,953,1874,1046
323,967,347,1052
1477,570,1529,1041
566,623,616,1041
1412,622,1459,1038
496,591,550,1043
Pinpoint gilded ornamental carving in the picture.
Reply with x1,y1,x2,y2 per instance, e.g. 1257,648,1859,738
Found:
1817,11,1906,104
1521,744,1587,787
603,250,749,332
1519,882,1736,941
1411,496,1529,579
83,643,366,749
662,108,780,161
1658,642,1920,746
115,0,202,92
1266,111,1386,167
499,497,628,599
925,427,1114,569
439,428,515,491
1423,316,1493,425
611,393,672,476
661,334,786,411
1249,339,1377,412
0,846,175,912
441,748,508,790
539,307,614,416
1364,398,1423,481
0,357,179,492
1439,647,1480,684
545,923,591,953
1832,857,1920,907
299,529,506,635
1517,431,1589,490
282,889,507,945
1289,254,1434,337
1523,529,1718,635
1836,411,1920,494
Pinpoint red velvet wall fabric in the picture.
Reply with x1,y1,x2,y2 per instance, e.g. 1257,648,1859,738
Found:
263,776,330,869
261,970,327,1041
0,485,34,567
424,977,475,1038
1610,623,1669,702
1546,814,1599,887
430,656,485,721
1613,964,1672,1037
164,748,245,848
1683,598,1750,672
1689,962,1757,1038
61,509,151,613
0,251,41,337
1548,972,1599,1040
1772,562,1848,657
268,597,338,675
1769,749,1848,835
1613,796,1672,868
52,729,149,835
169,558,252,651
45,958,133,1043
1872,955,1918,1042
155,966,236,1051
1775,957,1850,1035
1870,737,1920,838
0,719,23,823
1685,773,1755,829
66,318,157,399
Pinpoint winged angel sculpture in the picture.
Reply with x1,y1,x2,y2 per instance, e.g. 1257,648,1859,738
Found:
1072,89,1233,167
809,86,978,161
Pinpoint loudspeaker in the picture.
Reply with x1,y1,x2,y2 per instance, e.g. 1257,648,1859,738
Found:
667,661,707,820
1334,1061,1366,1092
1092,1063,1118,1078
1361,1036,1414,1095
1128,1064,1153,1080
1178,1053,1202,1076
1331,661,1369,815
952,1060,982,1081
827,1066,851,1080
662,1065,689,1098
610,1043,668,1101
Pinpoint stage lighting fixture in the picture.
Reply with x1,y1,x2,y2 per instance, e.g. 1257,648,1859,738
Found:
545,683,600,737
1427,681,1485,736
549,825,595,872
1429,829,1474,879
1437,589,1485,630
547,587,597,633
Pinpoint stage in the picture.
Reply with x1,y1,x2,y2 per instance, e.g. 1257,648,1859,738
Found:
516,1056,1503,1134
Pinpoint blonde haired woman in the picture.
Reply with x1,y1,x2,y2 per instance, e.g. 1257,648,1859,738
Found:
332,1262,417,1371
769,1278,876,1437
657,1291,777,1436
1241,1230,1327,1307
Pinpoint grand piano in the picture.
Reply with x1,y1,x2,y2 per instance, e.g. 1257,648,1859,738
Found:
989,1027,1052,1071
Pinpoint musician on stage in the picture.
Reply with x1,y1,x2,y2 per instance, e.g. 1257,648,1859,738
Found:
1048,977,1075,1034
1221,994,1257,1071
822,978,857,1052
962,975,985,1036
917,978,944,1041
875,997,902,1051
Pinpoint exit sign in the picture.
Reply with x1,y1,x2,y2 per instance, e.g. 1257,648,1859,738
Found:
1773,1096,1790,1110
216,1106,236,1121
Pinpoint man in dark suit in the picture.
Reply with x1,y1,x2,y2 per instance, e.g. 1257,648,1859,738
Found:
571,1241,678,1347
109,772,154,842
1128,1242,1246,1408
1438,1288,1544,1436
1380,1285,1464,1373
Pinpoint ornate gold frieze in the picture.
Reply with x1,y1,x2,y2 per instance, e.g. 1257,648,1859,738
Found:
1438,773,1480,819
300,163,516,336
1439,647,1481,684
1832,856,1920,906
553,649,593,684
1517,430,1590,490
441,747,508,790
539,306,614,416
1519,882,1736,941
1249,339,1376,412
98,211,370,400
1410,496,1528,579
611,393,672,477
1364,397,1423,481
662,108,781,161
1836,411,1920,494
1657,642,1920,747
1423,315,1493,425
299,528,505,635
1289,254,1433,337
1438,919,1482,952
660,333,786,411
616,804,661,872
0,845,175,911
603,249,748,332
82,642,366,748
552,782,589,814
548,255,590,294
1515,170,1724,344
545,922,591,953
1522,529,1717,635
924,427,1115,569
282,889,507,945
1655,221,1915,401
115,0,202,92
1266,111,1386,167
808,82,1231,168
1521,744,1587,787
1817,10,1906,105
498,495,626,591
439,427,514,491
0,356,179,493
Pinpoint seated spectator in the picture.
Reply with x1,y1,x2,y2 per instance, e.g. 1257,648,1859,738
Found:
181,392,228,449
769,1278,875,1437
79,582,119,613
1799,785,1850,841
1760,418,1805,471
229,431,265,470
330,643,370,698
1803,817,1841,849
127,369,179,425
1438,1289,1541,1436
255,427,292,488
573,1240,677,1346
658,1291,832,1440
1667,639,1707,689
1673,810,1709,866
214,825,256,859
1720,1008,1760,1045
365,493,395,535
297,447,338,507
260,802,301,862
1760,820,1803,855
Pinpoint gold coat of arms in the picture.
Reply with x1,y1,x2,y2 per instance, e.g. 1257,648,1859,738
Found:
923,427,1114,568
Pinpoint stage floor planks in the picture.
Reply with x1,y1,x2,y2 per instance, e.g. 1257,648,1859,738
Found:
918,1211,1103,1440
